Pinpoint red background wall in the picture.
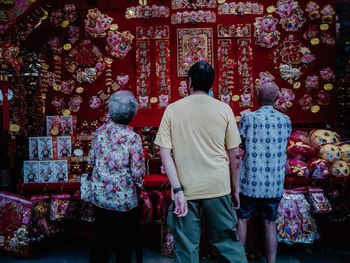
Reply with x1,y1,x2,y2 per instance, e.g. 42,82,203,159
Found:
23,0,338,127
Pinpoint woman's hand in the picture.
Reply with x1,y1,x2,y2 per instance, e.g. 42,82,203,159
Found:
174,191,188,217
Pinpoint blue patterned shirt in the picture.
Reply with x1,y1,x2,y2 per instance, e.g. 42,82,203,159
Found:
239,106,291,198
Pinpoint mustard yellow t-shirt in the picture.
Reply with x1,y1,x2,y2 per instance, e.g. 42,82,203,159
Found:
154,94,241,200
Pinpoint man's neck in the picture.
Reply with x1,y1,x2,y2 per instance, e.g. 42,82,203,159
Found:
191,90,207,95
259,102,274,107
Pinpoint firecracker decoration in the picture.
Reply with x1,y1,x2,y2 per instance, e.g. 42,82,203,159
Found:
66,39,105,84
156,40,171,108
105,58,113,95
171,10,216,24
217,39,235,105
305,2,320,20
0,39,22,74
136,26,169,40
217,24,251,38
85,8,113,38
106,30,134,58
218,2,263,15
171,0,217,10
136,41,151,108
125,5,170,19
237,38,254,107
254,15,280,48
275,0,306,32
321,5,335,24
177,28,213,77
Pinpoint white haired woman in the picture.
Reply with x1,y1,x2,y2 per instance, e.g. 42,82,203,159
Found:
88,90,145,263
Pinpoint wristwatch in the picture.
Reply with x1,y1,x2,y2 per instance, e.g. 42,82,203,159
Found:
173,186,184,194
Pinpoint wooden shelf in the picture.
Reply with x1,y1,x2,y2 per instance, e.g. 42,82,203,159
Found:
16,174,169,194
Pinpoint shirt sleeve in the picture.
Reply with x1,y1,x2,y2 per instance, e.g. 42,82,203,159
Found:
225,108,242,150
239,115,249,140
129,133,145,188
154,107,172,149
88,131,98,167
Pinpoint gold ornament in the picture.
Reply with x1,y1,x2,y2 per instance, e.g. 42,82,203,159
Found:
311,105,320,113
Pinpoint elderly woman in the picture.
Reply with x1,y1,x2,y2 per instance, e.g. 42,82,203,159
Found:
88,90,145,263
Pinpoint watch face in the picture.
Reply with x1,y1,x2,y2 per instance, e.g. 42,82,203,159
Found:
73,149,84,157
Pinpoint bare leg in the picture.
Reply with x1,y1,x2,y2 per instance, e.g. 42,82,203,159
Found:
263,220,277,263
237,219,248,246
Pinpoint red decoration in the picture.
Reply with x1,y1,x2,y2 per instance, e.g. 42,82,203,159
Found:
136,26,169,40
136,41,151,108
218,24,251,38
156,40,171,108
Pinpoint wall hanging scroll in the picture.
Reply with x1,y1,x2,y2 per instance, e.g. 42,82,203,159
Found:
217,24,251,38
156,40,171,108
171,0,217,10
177,28,213,77
218,2,263,15
136,41,151,108
136,26,169,40
125,5,170,19
237,39,254,107
171,11,216,24
217,39,235,105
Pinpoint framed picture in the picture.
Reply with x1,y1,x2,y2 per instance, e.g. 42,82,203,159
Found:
177,28,214,77
38,161,54,182
23,161,39,183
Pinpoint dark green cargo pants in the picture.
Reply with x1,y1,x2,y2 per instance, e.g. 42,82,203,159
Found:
168,194,247,263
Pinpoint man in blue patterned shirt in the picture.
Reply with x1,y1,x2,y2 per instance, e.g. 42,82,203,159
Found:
237,82,291,263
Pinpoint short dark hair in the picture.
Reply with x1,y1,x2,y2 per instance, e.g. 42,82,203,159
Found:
188,62,214,93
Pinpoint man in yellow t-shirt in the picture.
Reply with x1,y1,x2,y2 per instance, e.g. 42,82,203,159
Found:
154,62,247,263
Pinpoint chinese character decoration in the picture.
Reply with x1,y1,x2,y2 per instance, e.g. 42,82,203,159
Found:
105,30,134,59
84,8,113,38
273,35,315,84
171,11,216,24
125,5,170,19
254,15,280,48
217,24,251,38
237,39,254,108
218,2,263,15
177,28,213,77
171,0,217,9
156,40,171,108
136,26,169,40
275,0,306,32
65,39,106,84
136,41,151,108
217,39,235,105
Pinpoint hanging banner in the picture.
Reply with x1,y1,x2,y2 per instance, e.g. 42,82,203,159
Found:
237,38,254,108
136,41,151,108
217,24,251,38
217,39,235,106
136,26,169,40
156,40,171,108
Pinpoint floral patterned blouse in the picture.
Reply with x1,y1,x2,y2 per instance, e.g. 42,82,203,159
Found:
88,122,145,211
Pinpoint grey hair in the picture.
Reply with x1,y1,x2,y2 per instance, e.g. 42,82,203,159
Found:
258,82,279,103
108,90,138,125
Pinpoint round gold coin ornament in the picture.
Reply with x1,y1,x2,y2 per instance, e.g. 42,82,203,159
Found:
62,109,71,116
105,57,113,64
232,95,240,102
53,83,61,91
235,116,242,122
217,0,226,4
110,24,118,31
150,97,158,104
41,63,49,70
9,124,20,133
267,6,276,13
324,83,333,91
286,101,293,108
311,105,320,113
293,82,301,89
311,38,320,45
139,0,147,6
63,43,72,51
61,20,69,28
51,127,59,136
320,24,329,31
76,87,84,93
